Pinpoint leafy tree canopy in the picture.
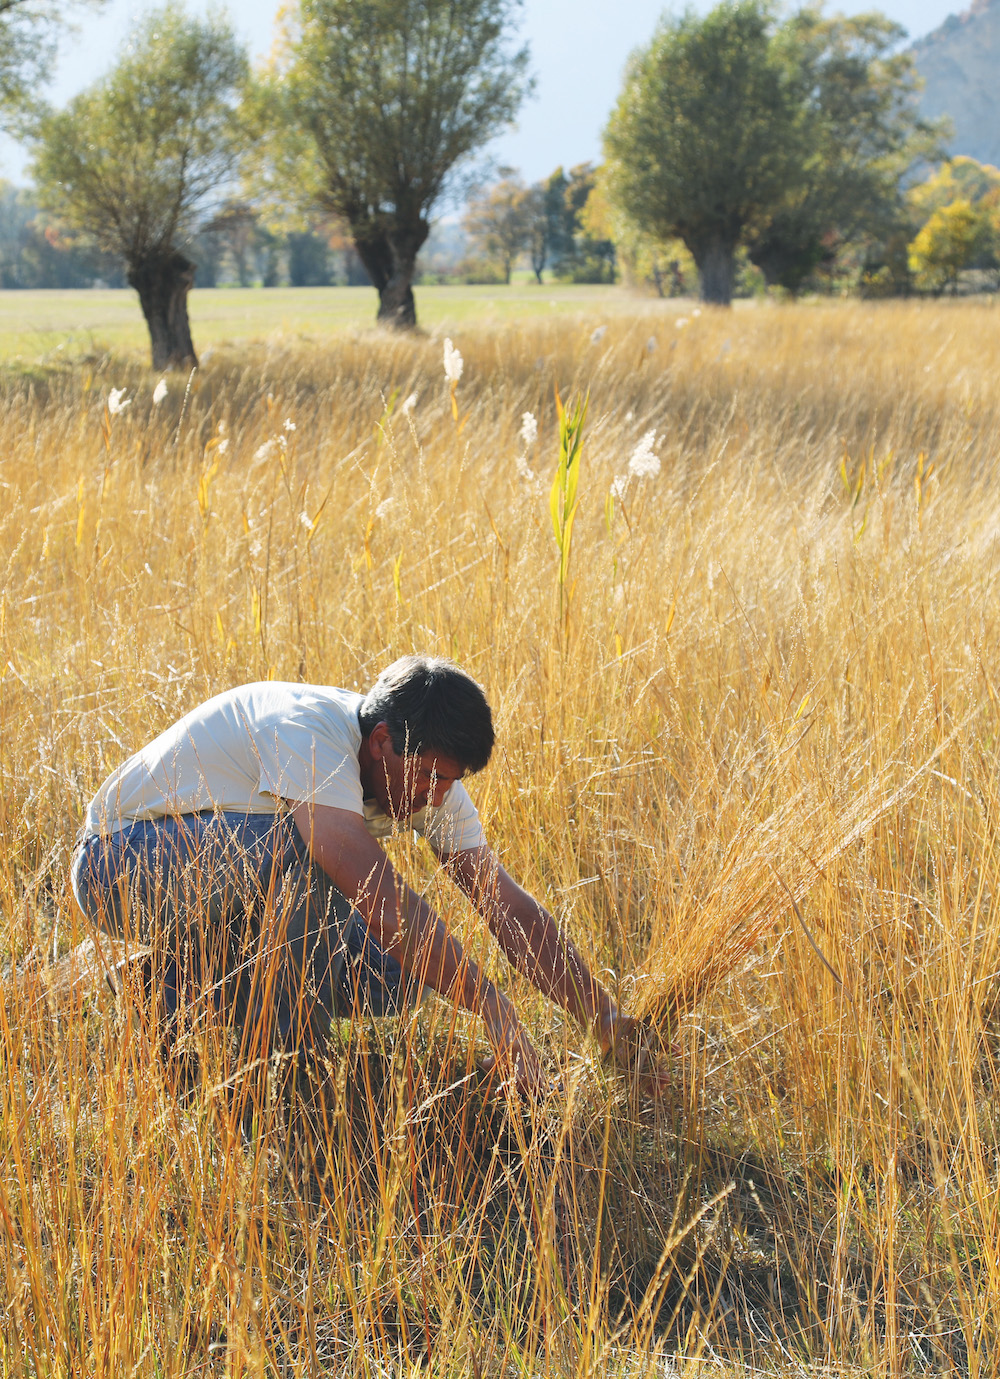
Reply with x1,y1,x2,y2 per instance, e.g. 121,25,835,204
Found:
259,0,532,326
0,0,103,131
604,1,941,302
909,156,1000,220
32,7,248,266
748,8,944,293
464,172,530,283
30,4,249,368
604,1,802,303
908,199,980,293
907,157,1000,290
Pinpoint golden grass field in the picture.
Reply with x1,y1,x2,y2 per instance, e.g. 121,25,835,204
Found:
2,295,1000,1376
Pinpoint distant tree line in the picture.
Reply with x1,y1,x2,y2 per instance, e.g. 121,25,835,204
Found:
463,2,1000,304
0,184,375,290
0,0,996,369
461,164,616,285
462,150,1000,302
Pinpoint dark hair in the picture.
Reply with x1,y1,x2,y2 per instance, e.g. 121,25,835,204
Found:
359,655,495,773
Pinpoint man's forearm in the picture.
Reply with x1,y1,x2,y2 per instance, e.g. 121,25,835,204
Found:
364,875,522,1044
289,803,548,1091
453,852,617,1035
291,802,523,1044
490,899,616,1033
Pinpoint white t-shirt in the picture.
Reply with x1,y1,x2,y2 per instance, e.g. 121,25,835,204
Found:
84,682,485,858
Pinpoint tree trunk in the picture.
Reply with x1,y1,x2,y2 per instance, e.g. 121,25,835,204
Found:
377,269,418,327
692,236,736,306
128,251,198,371
352,218,429,329
530,228,547,284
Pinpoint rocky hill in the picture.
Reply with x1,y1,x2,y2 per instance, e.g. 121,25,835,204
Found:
912,0,1000,168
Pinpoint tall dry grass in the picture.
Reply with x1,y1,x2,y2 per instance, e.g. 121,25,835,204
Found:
2,297,1000,1375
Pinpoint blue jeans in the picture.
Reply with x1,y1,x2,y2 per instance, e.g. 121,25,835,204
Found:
71,811,419,1055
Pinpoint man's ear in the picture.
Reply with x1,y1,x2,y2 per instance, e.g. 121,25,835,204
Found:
367,721,392,761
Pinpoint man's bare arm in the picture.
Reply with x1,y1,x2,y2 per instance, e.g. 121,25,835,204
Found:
446,845,620,1047
289,802,545,1089
449,847,670,1089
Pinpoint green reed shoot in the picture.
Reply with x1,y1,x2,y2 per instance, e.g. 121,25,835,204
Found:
549,387,588,638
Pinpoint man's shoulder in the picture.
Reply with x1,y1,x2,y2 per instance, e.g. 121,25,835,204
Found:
223,682,367,803
173,682,365,757
202,681,364,720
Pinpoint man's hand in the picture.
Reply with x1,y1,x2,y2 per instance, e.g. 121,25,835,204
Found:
478,1014,550,1098
449,847,673,1096
597,1011,671,1094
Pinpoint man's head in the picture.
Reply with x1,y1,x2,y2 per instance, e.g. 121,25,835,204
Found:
358,656,494,816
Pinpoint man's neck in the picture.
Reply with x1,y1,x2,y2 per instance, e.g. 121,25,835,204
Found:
357,732,377,802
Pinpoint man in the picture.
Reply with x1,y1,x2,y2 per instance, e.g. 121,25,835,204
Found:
72,655,652,1094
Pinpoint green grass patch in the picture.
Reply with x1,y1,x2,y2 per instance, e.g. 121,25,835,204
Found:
0,283,667,363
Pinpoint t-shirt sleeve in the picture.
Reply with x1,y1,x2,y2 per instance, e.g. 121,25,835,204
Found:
252,704,364,813
420,781,485,857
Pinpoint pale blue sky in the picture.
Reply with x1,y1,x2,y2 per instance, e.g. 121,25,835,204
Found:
0,0,966,188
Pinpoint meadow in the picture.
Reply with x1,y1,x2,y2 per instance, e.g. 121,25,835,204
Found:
2,293,1000,1376
0,283,632,361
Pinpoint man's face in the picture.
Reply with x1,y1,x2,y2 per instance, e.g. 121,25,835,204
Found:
368,725,466,819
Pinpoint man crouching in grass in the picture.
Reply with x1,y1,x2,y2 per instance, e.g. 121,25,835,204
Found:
71,654,657,1098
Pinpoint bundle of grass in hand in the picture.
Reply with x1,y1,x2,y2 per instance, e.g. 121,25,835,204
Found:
629,699,960,1029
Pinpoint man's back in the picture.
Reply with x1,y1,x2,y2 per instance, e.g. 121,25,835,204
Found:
84,681,365,833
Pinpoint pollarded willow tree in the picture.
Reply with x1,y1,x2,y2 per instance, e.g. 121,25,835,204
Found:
604,1,938,304
265,0,532,328
31,5,248,370
604,1,804,305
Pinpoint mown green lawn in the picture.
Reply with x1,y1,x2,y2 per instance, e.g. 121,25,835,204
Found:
0,282,667,361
